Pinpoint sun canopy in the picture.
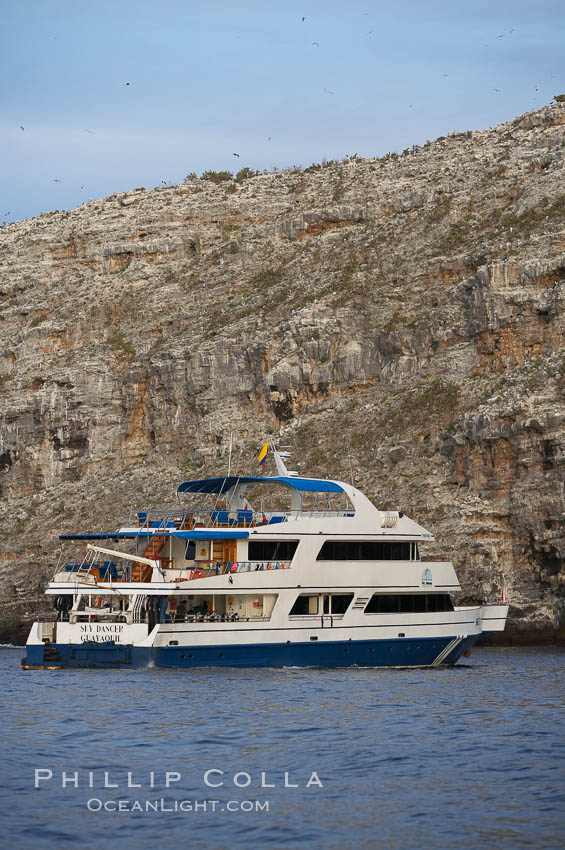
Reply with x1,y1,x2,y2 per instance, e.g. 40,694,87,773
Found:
173,530,248,540
177,475,344,495
60,530,249,542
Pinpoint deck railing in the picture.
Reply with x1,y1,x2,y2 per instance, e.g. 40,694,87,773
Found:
168,560,289,582
132,508,354,530
52,558,291,586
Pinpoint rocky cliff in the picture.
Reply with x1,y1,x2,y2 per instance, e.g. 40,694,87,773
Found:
1,102,564,643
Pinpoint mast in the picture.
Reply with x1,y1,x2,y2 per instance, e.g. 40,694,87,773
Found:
272,443,299,477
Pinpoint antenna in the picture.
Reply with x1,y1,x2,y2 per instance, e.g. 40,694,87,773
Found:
227,431,233,476
347,450,355,487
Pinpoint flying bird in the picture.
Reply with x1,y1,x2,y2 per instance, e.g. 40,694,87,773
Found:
233,152,240,157
301,16,305,22
125,81,131,86
53,178,61,182
312,42,319,46
322,88,334,95
496,34,504,38
18,125,24,131
3,211,10,216
493,88,502,92
267,136,272,142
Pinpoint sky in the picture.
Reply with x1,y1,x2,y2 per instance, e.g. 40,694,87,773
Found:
1,0,564,224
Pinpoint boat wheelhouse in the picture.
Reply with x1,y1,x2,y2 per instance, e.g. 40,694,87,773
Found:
22,448,508,669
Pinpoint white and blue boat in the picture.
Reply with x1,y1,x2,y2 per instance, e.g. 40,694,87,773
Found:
22,446,508,669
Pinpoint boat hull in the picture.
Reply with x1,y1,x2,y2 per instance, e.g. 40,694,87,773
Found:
21,634,481,670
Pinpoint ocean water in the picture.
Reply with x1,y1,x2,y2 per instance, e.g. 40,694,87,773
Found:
0,645,563,850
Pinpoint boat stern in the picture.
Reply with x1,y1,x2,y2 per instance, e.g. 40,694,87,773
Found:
21,619,151,669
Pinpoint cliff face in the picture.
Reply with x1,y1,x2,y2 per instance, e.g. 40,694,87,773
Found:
1,103,564,643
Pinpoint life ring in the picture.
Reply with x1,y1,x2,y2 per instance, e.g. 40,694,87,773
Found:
191,569,203,580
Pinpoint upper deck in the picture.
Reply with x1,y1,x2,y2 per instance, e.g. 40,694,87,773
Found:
52,465,435,590
60,471,434,541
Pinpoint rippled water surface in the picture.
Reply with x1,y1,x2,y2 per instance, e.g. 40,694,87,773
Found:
1,646,563,849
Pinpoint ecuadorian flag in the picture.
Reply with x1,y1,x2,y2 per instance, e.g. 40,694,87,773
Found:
258,439,269,467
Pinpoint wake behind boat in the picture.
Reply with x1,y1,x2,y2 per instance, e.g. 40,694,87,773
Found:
22,445,507,669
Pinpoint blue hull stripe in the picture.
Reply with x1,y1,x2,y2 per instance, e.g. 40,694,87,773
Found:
22,635,481,670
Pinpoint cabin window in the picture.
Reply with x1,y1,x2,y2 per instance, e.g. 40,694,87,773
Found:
289,594,319,615
364,594,453,614
317,540,412,560
323,594,353,614
185,541,196,560
330,594,354,614
377,595,398,614
248,540,298,561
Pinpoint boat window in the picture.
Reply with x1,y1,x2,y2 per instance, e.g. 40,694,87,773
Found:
289,594,319,615
377,595,398,614
364,594,453,614
185,541,196,560
330,594,354,614
248,540,298,561
317,541,412,560
427,594,447,612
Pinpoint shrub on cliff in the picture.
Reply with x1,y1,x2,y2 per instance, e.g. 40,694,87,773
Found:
201,170,233,183
236,167,259,182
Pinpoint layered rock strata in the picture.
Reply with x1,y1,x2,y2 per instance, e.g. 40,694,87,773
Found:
1,102,564,643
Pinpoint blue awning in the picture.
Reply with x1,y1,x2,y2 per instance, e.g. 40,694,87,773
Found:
174,530,248,540
60,533,131,541
60,530,249,542
177,475,344,494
